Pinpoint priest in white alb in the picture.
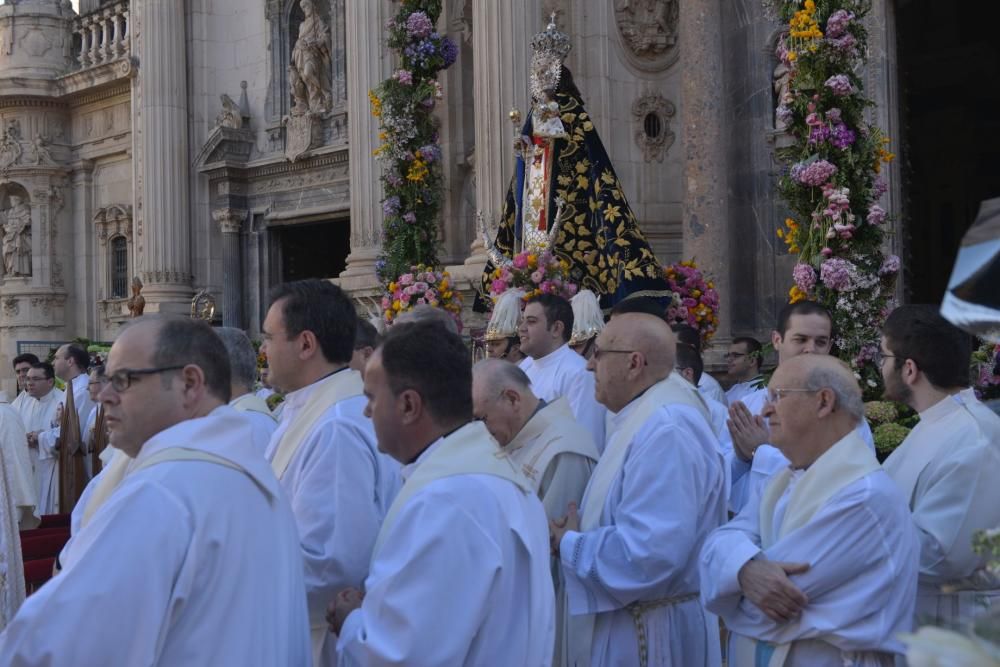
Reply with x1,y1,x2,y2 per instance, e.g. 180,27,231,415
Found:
879,305,1000,625
20,363,62,516
0,408,27,630
518,294,607,450
261,280,400,666
9,354,40,417
1,395,37,528
330,322,555,665
217,327,278,456
551,313,726,667
701,355,919,666
0,316,310,665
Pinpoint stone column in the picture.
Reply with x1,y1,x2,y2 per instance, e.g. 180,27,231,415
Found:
679,0,731,348
138,0,192,312
213,208,247,328
70,160,96,332
340,0,391,283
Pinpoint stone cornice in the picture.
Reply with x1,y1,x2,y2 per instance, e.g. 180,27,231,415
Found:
202,148,349,182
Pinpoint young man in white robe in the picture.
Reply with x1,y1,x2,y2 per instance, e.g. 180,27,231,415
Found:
0,395,37,528
37,344,97,510
217,327,277,456
725,337,764,405
676,342,734,499
329,322,555,665
879,305,1000,626
727,301,875,514
348,319,381,379
518,294,607,450
0,316,311,665
701,355,919,667
21,363,63,516
9,354,40,419
551,313,726,667
261,279,400,666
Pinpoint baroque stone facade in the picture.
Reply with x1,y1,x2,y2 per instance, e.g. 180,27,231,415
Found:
1,0,921,396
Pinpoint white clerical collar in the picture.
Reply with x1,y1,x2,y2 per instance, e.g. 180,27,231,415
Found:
282,367,349,411
530,343,571,369
608,382,655,427
918,391,965,422
401,437,447,481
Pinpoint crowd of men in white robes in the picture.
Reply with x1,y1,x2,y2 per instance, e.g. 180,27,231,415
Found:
0,278,996,666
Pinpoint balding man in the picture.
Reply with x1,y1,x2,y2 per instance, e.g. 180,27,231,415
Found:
701,355,919,666
551,313,726,667
217,327,277,456
0,316,310,665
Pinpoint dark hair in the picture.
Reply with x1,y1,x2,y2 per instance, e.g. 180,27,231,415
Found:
776,300,834,339
355,319,381,350
269,279,356,365
525,294,573,343
90,364,105,377
732,336,763,371
674,342,704,385
65,344,90,371
611,297,668,322
381,322,472,424
13,353,40,368
30,362,55,380
882,304,972,389
670,323,702,354
150,318,232,402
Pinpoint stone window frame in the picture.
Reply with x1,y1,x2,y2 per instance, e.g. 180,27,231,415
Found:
93,204,133,301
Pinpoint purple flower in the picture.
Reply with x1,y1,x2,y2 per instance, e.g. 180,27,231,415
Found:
382,196,401,216
440,36,459,68
820,257,853,291
827,33,858,55
393,69,413,86
418,144,441,163
830,123,856,149
793,263,816,291
825,10,855,38
794,159,838,187
386,171,403,187
825,108,843,123
403,212,417,224
879,254,901,276
825,75,854,97
867,204,887,225
406,11,434,39
873,178,888,198
808,125,830,145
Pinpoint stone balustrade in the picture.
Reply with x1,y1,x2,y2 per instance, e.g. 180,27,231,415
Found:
74,1,130,69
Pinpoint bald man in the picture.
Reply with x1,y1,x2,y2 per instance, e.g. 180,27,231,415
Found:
701,355,918,666
551,313,726,667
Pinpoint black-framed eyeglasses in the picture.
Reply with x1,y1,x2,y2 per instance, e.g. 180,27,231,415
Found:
765,388,819,404
106,366,185,392
724,352,747,360
873,350,897,366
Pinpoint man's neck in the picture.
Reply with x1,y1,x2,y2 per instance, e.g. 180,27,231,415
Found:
61,368,82,384
737,371,761,384
912,384,964,414
229,384,252,401
531,342,564,362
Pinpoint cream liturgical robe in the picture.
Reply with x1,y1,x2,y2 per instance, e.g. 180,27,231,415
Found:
883,391,1000,625
701,432,919,667
728,387,875,514
337,422,555,666
0,406,311,665
230,391,278,457
524,344,607,451
265,368,400,667
0,401,37,527
560,375,726,667
16,388,62,516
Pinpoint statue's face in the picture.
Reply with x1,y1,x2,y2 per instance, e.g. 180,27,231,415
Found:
8,195,21,206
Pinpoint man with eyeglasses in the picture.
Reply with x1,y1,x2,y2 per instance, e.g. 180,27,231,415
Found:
551,312,725,667
21,362,63,516
701,354,918,666
0,315,311,665
725,337,764,405
10,352,40,415
261,279,399,667
726,301,875,514
879,305,1000,627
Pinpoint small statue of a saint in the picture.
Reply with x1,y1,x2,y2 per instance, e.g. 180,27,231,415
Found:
126,277,145,317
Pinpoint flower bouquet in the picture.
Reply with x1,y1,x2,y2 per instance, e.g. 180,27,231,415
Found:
381,264,463,331
663,260,720,345
487,250,577,303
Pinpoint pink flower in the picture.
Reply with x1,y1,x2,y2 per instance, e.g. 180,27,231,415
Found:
399,274,414,286
530,270,544,284
825,74,854,97
539,280,553,293
414,281,429,293
792,263,817,291
491,279,507,294
565,283,578,297
879,255,901,276
821,247,834,258
867,204,887,225
513,254,529,269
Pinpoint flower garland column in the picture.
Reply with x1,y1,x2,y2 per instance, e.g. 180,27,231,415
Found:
341,0,391,280
679,0,731,346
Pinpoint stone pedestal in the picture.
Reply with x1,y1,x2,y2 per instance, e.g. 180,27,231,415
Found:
680,0,730,351
213,208,246,328
138,0,192,312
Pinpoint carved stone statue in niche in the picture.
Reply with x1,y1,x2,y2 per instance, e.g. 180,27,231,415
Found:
23,135,55,166
614,0,678,58
215,93,243,130
1,194,32,277
773,61,792,131
127,276,145,317
0,126,22,169
288,0,332,116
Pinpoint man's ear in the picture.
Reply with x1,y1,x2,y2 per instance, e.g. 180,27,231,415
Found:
179,364,206,403
297,330,320,362
770,330,783,350
398,388,424,425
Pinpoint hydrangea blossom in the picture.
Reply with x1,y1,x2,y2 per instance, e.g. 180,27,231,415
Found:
825,74,854,96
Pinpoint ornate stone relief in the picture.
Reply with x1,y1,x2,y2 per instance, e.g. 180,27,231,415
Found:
0,123,55,172
0,193,32,277
212,207,248,234
94,204,133,245
614,0,679,72
632,92,676,163
2,296,18,317
288,0,333,117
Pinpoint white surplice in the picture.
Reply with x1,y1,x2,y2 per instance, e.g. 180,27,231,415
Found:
701,433,919,667
725,377,763,406
524,344,607,451
698,372,727,405
16,389,62,516
37,374,96,512
265,370,400,666
883,391,1000,626
560,400,726,667
0,406,311,666
0,402,37,527
230,392,278,457
337,423,555,666
728,387,876,514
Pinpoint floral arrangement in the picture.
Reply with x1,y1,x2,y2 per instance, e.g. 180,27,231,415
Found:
770,0,899,400
487,250,578,303
370,0,458,283
972,341,1000,402
663,260,720,345
382,264,463,331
